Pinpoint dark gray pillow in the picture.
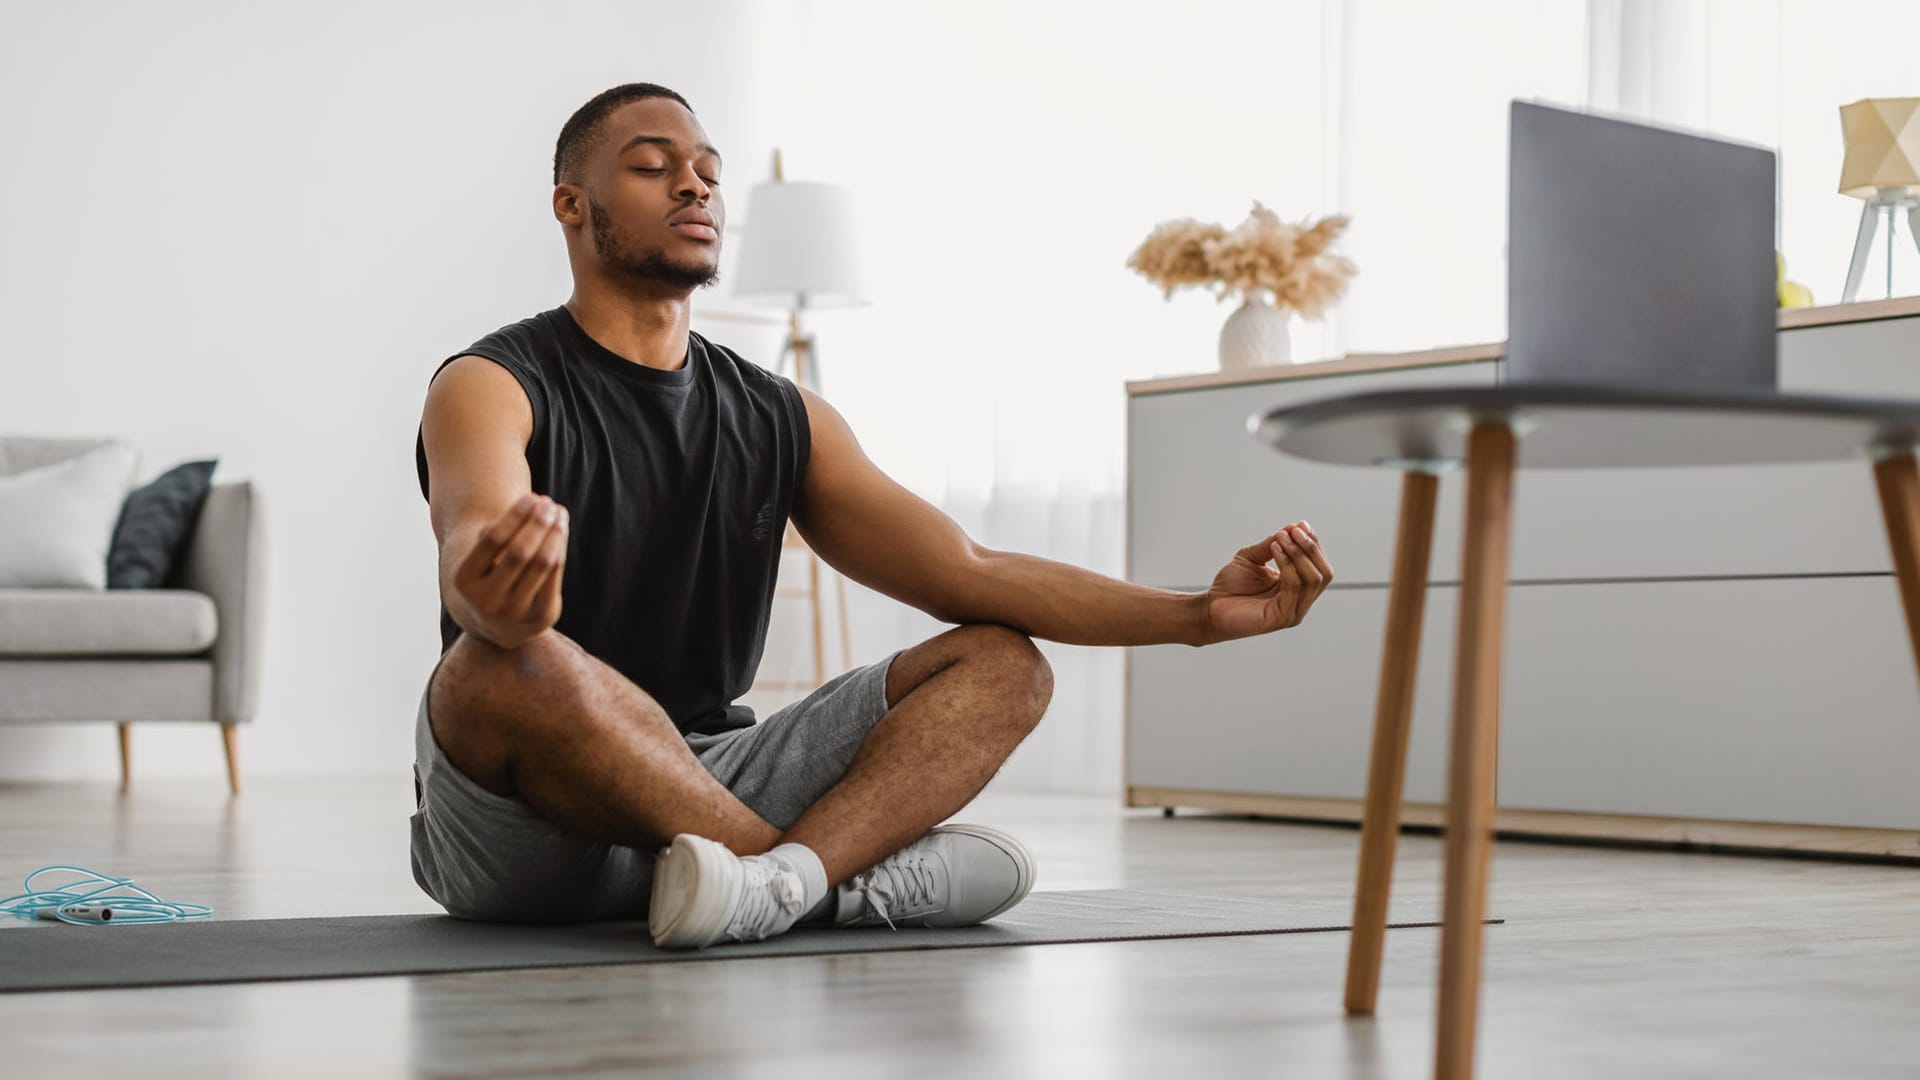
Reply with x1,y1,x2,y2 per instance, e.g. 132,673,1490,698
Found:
107,459,218,590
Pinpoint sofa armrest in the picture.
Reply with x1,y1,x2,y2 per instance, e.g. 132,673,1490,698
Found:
177,481,266,726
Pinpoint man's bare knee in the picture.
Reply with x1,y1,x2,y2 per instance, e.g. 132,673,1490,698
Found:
428,629,590,795
983,626,1053,730
436,629,576,712
932,624,1054,733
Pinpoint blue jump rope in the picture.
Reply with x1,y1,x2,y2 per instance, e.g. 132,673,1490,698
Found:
0,866,213,925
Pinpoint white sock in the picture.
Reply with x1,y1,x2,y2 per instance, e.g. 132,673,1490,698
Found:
765,842,830,923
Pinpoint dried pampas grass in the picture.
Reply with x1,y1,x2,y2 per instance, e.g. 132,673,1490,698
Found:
1125,218,1227,299
1127,202,1357,319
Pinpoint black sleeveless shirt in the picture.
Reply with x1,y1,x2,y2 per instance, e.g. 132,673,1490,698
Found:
415,306,810,736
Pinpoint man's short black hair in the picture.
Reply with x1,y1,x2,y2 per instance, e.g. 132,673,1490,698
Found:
553,83,694,186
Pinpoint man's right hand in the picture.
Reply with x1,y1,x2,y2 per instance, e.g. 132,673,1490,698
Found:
452,493,569,650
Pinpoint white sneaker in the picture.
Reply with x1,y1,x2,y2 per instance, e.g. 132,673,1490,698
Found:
830,824,1036,930
649,834,807,950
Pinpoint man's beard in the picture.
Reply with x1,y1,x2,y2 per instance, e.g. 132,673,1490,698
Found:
588,196,720,290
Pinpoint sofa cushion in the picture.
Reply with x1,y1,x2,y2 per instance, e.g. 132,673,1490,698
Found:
0,442,140,588
109,459,219,589
0,589,217,655
0,435,118,477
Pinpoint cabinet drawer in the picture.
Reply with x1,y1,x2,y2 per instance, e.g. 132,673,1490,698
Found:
1127,574,1920,829
1506,319,1920,580
1128,589,1447,800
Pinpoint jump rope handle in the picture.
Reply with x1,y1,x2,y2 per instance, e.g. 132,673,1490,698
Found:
37,904,115,922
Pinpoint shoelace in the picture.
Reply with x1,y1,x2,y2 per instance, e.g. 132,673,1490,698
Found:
849,851,942,930
723,858,805,943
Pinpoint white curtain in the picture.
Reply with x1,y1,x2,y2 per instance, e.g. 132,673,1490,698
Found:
1582,0,1920,303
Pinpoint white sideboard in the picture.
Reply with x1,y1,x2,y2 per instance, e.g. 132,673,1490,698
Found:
1124,297,1920,858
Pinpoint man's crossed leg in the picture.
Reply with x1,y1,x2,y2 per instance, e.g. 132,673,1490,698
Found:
409,621,1053,948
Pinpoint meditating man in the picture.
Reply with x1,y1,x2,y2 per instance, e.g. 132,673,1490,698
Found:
410,82,1335,950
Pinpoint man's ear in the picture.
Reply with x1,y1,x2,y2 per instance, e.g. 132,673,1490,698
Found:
552,185,583,227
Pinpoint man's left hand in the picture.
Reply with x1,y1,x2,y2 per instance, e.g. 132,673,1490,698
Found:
1202,521,1333,644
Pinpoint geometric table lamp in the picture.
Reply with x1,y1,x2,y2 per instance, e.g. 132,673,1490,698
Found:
1839,97,1920,303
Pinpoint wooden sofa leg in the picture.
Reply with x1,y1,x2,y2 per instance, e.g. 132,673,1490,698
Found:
221,724,241,796
117,723,131,794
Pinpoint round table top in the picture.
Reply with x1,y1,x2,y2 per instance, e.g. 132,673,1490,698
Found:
1250,384,1920,470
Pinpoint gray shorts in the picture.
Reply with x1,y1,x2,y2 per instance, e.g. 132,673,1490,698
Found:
409,652,898,923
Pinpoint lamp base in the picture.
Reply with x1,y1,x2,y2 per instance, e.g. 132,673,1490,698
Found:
1841,186,1920,303
778,332,821,393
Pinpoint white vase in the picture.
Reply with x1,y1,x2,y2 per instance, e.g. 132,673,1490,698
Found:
1217,295,1293,371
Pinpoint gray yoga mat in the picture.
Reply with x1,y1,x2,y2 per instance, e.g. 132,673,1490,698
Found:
0,888,1492,993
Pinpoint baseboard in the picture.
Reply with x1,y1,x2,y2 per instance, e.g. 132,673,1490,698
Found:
1127,786,1920,862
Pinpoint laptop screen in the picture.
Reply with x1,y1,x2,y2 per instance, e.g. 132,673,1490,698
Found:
1506,101,1778,392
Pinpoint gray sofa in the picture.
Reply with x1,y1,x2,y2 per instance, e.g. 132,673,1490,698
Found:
0,437,266,793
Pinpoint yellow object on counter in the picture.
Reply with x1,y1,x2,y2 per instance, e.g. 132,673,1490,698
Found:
1777,251,1814,309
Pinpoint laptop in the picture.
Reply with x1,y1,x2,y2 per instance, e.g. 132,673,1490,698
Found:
1505,100,1779,392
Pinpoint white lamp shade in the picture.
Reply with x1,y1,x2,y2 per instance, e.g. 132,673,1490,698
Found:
731,181,867,309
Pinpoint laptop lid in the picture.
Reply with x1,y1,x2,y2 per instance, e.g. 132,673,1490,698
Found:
1506,100,1778,391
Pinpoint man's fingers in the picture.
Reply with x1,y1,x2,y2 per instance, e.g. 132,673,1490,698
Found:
502,503,566,594
459,496,562,623
1235,535,1281,566
1270,538,1302,591
508,509,569,619
528,539,566,627
1267,541,1300,625
1237,522,1305,567
1282,525,1325,591
458,494,544,583
1294,521,1334,587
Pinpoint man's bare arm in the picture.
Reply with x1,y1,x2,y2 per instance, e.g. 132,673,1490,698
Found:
790,389,1331,648
419,356,569,650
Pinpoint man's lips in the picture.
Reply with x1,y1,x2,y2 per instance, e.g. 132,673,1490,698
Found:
669,209,717,241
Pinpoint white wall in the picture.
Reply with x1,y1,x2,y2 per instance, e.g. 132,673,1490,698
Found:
0,0,799,782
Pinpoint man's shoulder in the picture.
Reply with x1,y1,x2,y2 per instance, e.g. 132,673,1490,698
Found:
461,308,566,365
435,310,570,399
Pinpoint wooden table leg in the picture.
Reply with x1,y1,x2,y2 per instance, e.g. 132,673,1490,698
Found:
1435,422,1516,1080
1345,468,1442,1015
1872,452,1920,687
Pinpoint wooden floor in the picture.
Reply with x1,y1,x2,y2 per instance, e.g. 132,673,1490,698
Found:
0,777,1915,1078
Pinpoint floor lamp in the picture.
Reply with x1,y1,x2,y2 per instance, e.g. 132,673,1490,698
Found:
1839,97,1920,303
732,149,868,688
